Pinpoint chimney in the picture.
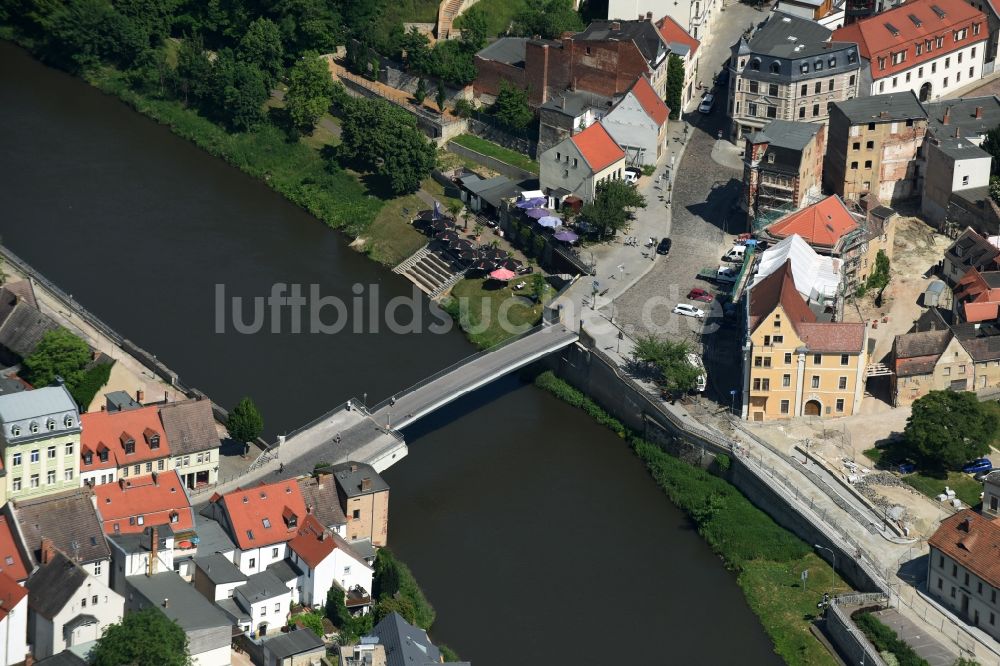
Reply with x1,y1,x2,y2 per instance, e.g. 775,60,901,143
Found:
40,538,55,565
320,531,327,541
361,477,373,492
119,478,125,490
879,110,888,119
610,21,621,30
955,126,961,138
152,471,158,486
148,527,158,577
162,597,169,608
136,389,144,403
976,106,983,119
560,96,566,109
943,107,951,125
638,14,644,20
960,516,973,532
646,11,653,20
350,464,358,473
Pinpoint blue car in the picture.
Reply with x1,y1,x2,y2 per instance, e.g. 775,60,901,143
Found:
962,458,993,474
895,462,916,475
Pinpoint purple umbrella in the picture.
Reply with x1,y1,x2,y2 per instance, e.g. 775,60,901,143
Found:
525,208,551,219
554,229,579,242
537,216,561,228
516,197,546,209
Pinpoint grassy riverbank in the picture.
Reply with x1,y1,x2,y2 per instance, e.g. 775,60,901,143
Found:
534,371,843,665
449,134,540,174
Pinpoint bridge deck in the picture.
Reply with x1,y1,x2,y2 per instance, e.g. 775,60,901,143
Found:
370,323,578,430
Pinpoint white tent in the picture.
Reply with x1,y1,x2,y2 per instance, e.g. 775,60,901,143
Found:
752,234,841,305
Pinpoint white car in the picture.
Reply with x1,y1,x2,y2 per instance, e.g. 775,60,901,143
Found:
623,167,641,185
673,303,705,318
686,352,707,392
698,93,715,114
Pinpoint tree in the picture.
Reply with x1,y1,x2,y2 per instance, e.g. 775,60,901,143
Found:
435,81,447,114
513,0,583,39
865,249,890,291
396,26,431,73
373,549,401,598
238,17,284,87
491,80,533,130
580,179,647,239
983,125,1000,176
325,586,372,645
902,391,997,470
339,98,436,194
174,34,213,105
285,51,335,133
992,176,1000,204
631,335,700,393
458,5,488,51
292,611,325,637
665,54,684,120
22,328,91,389
374,596,418,625
272,0,342,57
210,52,269,132
227,396,263,444
90,607,190,666
413,77,427,105
453,98,474,118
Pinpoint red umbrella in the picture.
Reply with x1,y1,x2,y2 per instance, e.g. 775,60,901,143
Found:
489,268,517,281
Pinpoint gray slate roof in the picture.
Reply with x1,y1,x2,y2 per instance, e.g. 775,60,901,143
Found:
0,301,60,361
104,390,140,412
267,558,304,584
193,514,236,557
216,597,251,624
576,19,668,67
194,552,246,585
946,228,999,272
925,96,1000,141
330,462,389,498
368,612,442,666
476,37,528,66
296,475,347,529
894,330,952,359
12,487,111,566
158,398,219,456
262,628,325,659
235,570,288,603
34,651,89,666
25,551,89,619
835,91,926,125
0,385,77,425
750,120,820,151
126,571,231,631
746,12,834,58
540,90,608,118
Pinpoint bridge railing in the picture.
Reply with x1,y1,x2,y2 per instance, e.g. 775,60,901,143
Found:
369,322,556,413
281,400,355,442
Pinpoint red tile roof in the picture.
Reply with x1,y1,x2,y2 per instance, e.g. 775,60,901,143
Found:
798,322,867,352
0,572,26,622
94,471,194,535
0,516,28,582
767,196,859,249
656,14,699,56
81,406,170,470
954,267,1000,322
832,0,986,81
628,75,669,127
215,479,307,550
929,510,1000,587
287,514,367,571
571,122,626,172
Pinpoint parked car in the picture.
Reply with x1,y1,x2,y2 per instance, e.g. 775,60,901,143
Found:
673,303,705,318
656,237,672,255
894,462,916,475
623,167,642,185
686,352,707,392
698,93,715,114
723,245,747,263
962,458,993,474
715,69,729,88
687,287,714,302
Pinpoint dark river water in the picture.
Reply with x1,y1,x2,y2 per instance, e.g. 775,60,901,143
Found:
0,41,782,665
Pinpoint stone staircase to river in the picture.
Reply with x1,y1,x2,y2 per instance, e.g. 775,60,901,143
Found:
393,245,465,299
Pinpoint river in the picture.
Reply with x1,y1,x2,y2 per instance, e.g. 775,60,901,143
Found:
0,41,782,665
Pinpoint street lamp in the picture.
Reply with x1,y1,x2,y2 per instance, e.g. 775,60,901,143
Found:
815,544,837,592
729,389,737,415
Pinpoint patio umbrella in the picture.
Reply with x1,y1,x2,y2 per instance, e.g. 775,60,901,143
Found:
415,209,435,222
435,229,459,243
515,197,546,209
481,247,509,261
554,229,579,242
537,216,561,228
489,267,517,281
448,238,474,252
469,259,497,272
525,208,551,219
455,249,478,263
428,219,452,232
499,258,523,271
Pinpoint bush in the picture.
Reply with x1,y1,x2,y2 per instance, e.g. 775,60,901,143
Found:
68,361,114,409
534,372,626,437
371,549,435,630
854,613,929,666
641,164,656,177
453,98,474,118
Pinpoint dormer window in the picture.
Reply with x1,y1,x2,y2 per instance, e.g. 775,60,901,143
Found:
800,63,809,74
83,452,93,465
767,153,775,163
46,419,55,431
848,51,857,64
64,415,73,427
815,60,823,71
29,422,38,434
11,425,20,437
770,61,780,74
144,429,160,450
170,512,178,524
282,506,298,528
750,58,761,71
123,440,135,455
828,57,836,67
98,448,109,463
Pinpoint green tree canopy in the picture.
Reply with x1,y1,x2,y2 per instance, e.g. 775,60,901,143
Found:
632,335,700,393
413,77,427,105
902,391,997,470
272,0,342,57
865,249,890,291
209,51,269,132
90,607,190,666
339,97,436,194
238,17,285,87
513,0,584,39
983,125,1000,176
458,6,488,51
285,52,335,133
580,179,647,239
227,396,263,443
665,55,684,120
22,328,91,389
491,80,533,130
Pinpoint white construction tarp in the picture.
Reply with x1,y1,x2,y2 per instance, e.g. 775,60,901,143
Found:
752,234,841,304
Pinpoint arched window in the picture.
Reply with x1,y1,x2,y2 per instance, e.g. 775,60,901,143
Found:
770,61,781,74
11,425,20,437
29,422,38,434
46,419,55,431
750,58,761,71
64,415,74,427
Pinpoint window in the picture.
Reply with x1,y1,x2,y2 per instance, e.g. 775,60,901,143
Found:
556,152,560,162
137,515,144,525
866,140,874,150
145,462,152,472
46,470,55,484
64,469,73,481
815,81,822,94
938,577,943,589
932,62,937,74
768,83,778,96
814,354,822,365
812,104,820,117
121,467,128,477
133,464,140,475
92,595,98,605
953,564,958,577
11,478,20,492
183,455,190,466
750,59,760,71
248,557,256,569
815,59,823,71
836,399,845,412
197,453,204,464
81,597,87,608
851,161,859,169
864,160,872,168
749,80,759,93
841,354,849,366
46,419,55,431
974,22,981,35
260,605,267,616
344,566,352,576
99,449,108,463
892,51,906,65
853,142,860,150
275,602,281,613
780,400,790,414
801,83,807,96
11,453,20,466
849,74,856,87
839,377,848,390
944,76,949,87
799,107,806,118
353,509,362,520
958,52,963,64
955,28,968,41
811,376,820,389
64,415,73,427
30,450,39,463
848,50,857,64
951,586,956,598
10,426,18,437
906,72,911,82
963,175,970,186
174,457,183,468
272,547,279,557
29,422,38,434
828,79,834,91
800,63,809,74
204,452,210,462
829,57,836,67
157,459,164,471
769,61,780,74
972,47,977,58
916,42,923,55
879,81,885,93
945,56,951,69
868,122,876,131
784,353,792,364
919,66,924,77
892,76,898,88
878,56,886,71
766,106,777,119
782,374,791,387
936,37,944,49
773,336,783,344
47,446,56,459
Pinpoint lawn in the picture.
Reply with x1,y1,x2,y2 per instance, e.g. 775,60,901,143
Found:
364,188,432,266
903,471,983,508
450,134,539,174
453,0,528,36
443,277,545,348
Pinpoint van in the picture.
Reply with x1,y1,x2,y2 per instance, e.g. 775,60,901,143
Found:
686,353,707,392
716,266,738,284
723,245,746,262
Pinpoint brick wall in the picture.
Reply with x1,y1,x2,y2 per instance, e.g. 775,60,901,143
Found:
474,56,527,99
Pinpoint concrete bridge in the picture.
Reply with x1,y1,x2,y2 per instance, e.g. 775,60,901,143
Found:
195,323,578,496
